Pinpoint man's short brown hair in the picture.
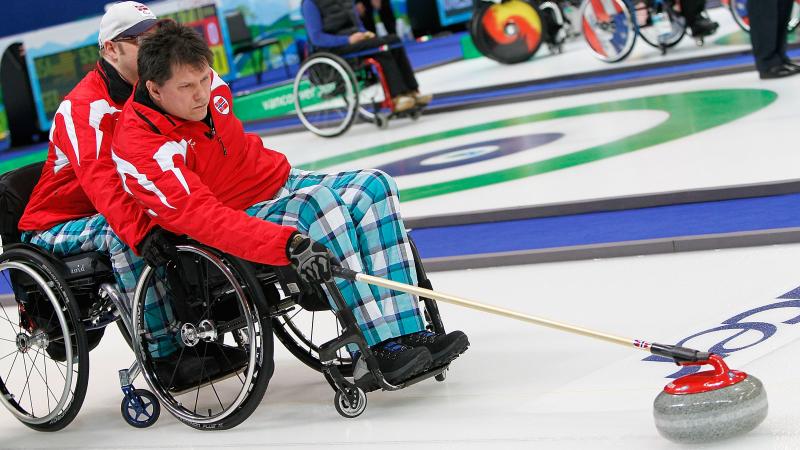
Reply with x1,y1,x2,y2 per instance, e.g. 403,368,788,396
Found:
138,20,213,86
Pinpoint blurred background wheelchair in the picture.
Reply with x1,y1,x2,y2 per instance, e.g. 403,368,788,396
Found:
469,0,572,64
293,46,425,138
580,0,712,63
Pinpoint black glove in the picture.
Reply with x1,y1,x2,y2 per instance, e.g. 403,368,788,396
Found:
137,227,179,268
286,233,335,283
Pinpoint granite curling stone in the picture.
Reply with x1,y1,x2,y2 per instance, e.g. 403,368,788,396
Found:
653,357,767,443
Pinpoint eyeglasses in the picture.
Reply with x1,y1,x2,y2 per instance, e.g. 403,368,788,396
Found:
112,34,145,45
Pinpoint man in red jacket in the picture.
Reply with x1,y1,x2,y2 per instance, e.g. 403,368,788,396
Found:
112,21,468,387
20,1,158,261
18,4,168,311
16,4,213,383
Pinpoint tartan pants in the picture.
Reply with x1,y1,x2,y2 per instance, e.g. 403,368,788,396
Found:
247,168,425,346
23,168,424,354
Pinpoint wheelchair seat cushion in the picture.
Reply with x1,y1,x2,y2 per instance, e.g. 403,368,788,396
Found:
0,161,45,243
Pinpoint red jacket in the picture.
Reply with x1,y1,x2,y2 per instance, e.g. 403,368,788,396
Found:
19,61,154,250
111,71,296,266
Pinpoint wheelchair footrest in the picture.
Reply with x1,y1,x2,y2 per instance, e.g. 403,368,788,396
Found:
373,363,449,393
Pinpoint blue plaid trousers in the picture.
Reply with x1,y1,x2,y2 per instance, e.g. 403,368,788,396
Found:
247,168,425,346
23,168,424,354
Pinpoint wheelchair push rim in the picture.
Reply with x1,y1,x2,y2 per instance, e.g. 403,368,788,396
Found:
0,259,84,427
580,0,637,63
131,245,269,427
293,53,359,138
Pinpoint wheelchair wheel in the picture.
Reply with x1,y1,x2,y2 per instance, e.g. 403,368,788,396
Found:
334,386,366,418
470,0,545,64
580,0,637,63
636,1,685,50
0,247,89,431
272,286,354,377
131,244,273,430
730,0,800,32
294,52,359,138
121,388,160,428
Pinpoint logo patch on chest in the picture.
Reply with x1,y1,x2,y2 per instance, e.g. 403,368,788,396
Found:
213,96,230,115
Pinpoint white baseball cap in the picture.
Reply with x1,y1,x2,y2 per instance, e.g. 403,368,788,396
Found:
98,1,158,48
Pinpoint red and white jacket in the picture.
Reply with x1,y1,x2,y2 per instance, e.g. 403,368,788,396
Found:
111,70,296,266
19,61,154,250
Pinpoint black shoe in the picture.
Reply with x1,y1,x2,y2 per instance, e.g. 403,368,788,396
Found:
782,61,800,73
353,340,432,388
759,64,799,79
398,330,470,367
153,351,221,392
689,17,719,38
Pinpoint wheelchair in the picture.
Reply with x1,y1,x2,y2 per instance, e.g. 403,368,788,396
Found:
0,162,451,431
727,0,800,33
580,0,712,63
293,43,426,138
470,0,571,64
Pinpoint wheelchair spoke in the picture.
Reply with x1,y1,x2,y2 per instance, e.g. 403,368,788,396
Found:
5,350,19,383
52,360,76,399
26,349,59,411
0,336,16,343
284,308,302,324
20,347,38,416
0,307,20,335
191,344,210,415
0,348,18,361
208,377,224,412
166,344,188,391
43,351,52,411
209,341,245,385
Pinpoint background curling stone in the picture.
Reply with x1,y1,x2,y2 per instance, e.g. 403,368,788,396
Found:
653,355,768,443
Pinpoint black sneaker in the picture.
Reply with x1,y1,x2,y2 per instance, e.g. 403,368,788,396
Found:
353,340,432,388
689,17,719,38
153,351,221,392
398,330,469,367
760,64,798,79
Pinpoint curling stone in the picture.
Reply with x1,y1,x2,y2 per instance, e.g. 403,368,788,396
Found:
653,355,768,443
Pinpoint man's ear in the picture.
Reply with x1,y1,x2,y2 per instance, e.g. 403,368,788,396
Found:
146,80,162,102
102,41,119,62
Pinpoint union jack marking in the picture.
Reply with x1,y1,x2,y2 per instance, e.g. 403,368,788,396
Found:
633,340,650,349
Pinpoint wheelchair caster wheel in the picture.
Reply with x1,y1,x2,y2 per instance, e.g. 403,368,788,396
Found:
435,370,447,382
121,389,160,428
334,387,367,418
410,110,422,121
375,113,389,129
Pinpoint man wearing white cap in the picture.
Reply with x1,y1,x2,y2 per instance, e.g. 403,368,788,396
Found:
18,2,169,355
